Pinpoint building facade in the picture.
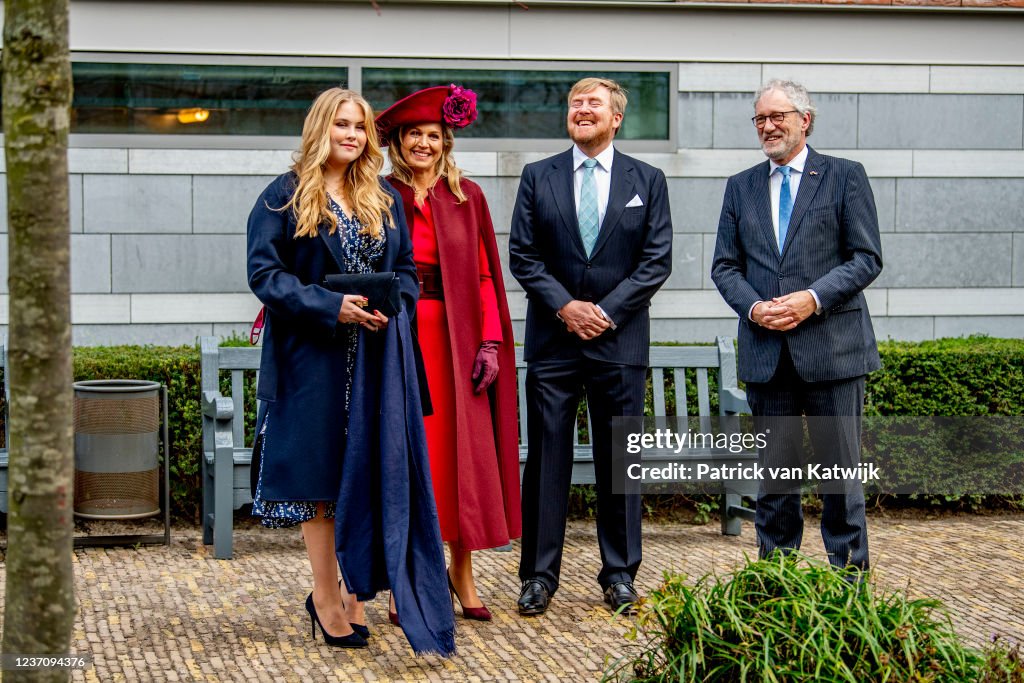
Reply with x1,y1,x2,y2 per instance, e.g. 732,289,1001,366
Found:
0,1,1022,344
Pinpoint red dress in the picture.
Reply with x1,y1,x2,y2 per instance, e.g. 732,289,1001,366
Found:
411,196,504,545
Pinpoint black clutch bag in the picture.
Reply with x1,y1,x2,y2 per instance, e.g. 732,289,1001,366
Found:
324,272,402,318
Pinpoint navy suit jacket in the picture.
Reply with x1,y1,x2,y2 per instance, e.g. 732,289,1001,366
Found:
711,146,883,384
509,147,673,367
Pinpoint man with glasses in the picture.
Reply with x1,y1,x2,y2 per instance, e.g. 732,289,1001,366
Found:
711,79,883,571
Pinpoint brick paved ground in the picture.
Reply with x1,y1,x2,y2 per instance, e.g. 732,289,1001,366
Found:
1,514,1022,682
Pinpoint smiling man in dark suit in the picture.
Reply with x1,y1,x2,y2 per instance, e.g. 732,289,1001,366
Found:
509,77,672,616
712,79,883,571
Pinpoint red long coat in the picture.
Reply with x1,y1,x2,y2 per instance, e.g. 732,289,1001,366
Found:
389,176,521,550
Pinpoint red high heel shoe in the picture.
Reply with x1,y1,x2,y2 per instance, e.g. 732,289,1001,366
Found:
447,569,492,621
389,593,400,626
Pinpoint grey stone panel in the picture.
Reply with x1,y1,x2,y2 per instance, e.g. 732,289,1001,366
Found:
875,234,1011,288
493,233,521,293
933,316,1024,339
713,93,758,149
702,233,717,290
70,174,84,233
0,235,6,291
193,175,278,234
652,318,741,344
665,233,704,290
895,179,1024,232
859,94,1024,149
475,176,520,235
467,176,511,237
111,235,247,293
667,178,728,234
84,175,192,234
677,93,713,149
1014,234,1024,287
872,316,935,342
72,235,112,293
0,176,6,232
72,324,214,346
870,178,895,233
807,94,859,150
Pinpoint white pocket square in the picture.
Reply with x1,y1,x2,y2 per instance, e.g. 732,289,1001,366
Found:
625,194,644,208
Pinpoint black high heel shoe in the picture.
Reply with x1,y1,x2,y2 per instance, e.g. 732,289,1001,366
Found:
305,593,367,648
338,580,370,639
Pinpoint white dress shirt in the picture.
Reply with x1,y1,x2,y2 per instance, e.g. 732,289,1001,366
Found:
573,143,614,228
769,144,807,246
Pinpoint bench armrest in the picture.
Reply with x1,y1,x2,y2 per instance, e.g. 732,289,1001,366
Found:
720,387,750,415
202,390,234,421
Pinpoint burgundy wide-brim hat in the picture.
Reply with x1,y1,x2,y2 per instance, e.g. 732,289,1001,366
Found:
375,84,478,146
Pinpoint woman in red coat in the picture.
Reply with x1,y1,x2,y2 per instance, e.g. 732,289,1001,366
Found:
376,85,520,620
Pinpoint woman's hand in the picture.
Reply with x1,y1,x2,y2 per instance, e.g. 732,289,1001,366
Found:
363,310,388,333
338,296,389,331
338,295,375,324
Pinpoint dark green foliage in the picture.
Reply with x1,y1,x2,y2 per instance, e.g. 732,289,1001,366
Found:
606,554,1002,683
868,337,1024,418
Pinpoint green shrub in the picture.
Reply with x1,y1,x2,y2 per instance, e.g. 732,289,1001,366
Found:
606,555,1002,683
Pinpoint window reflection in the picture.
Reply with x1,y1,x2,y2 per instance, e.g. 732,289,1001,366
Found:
363,68,670,140
70,63,348,135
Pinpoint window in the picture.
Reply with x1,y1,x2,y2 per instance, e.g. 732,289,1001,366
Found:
70,62,347,136
363,67,671,141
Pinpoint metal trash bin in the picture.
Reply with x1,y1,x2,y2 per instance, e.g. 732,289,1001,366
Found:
73,379,162,519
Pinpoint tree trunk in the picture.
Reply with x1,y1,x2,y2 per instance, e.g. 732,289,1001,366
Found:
1,1,75,681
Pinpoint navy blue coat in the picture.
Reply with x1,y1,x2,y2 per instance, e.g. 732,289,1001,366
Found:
247,172,418,501
508,148,673,367
711,146,883,384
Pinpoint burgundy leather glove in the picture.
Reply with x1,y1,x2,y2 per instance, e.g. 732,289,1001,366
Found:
472,340,501,394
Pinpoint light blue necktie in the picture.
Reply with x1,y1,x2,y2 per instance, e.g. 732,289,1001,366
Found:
578,158,599,256
777,165,793,251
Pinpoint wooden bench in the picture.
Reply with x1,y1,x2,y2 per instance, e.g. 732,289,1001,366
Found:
199,335,756,559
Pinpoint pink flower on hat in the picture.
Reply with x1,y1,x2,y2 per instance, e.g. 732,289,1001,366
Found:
442,84,478,129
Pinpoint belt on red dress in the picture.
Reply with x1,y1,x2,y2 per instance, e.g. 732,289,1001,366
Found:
417,266,444,300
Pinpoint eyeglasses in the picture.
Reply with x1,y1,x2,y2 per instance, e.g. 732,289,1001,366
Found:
751,110,799,128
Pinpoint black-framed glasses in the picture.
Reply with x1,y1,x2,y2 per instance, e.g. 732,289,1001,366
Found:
751,110,799,128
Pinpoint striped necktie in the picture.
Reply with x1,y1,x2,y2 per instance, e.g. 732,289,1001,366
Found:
777,165,793,250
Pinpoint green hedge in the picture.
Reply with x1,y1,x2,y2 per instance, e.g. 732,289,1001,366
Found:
1,336,1022,520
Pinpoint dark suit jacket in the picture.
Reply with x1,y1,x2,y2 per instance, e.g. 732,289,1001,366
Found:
509,147,673,367
711,146,883,384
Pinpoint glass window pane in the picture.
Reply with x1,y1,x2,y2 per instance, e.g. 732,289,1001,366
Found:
363,68,670,140
70,63,348,135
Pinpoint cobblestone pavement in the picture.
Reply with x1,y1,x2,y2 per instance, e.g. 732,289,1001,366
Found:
1,514,1022,682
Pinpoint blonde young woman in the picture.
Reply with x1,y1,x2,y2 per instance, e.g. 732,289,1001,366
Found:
247,88,454,656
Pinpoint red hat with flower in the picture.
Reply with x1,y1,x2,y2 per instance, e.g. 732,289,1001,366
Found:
375,84,478,146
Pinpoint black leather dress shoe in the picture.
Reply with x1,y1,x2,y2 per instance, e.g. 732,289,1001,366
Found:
517,579,551,616
603,581,640,614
